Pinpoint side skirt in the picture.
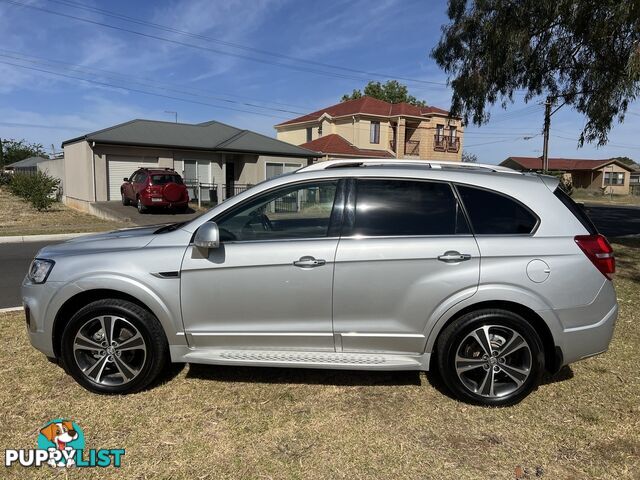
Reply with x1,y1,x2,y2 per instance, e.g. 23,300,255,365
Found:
169,346,431,371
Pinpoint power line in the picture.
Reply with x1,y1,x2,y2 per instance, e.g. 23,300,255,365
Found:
44,0,450,88
0,59,291,119
3,0,450,87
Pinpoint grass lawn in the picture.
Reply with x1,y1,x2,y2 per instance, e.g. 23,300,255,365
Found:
0,187,125,236
572,188,640,206
1,240,638,479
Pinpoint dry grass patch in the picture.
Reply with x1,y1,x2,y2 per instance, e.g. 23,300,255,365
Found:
572,188,640,206
0,187,124,236
0,243,638,479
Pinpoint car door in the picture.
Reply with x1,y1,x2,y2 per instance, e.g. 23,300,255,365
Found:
332,178,480,354
180,179,344,351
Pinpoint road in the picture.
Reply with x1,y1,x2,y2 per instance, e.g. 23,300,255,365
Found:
0,241,56,309
0,204,638,308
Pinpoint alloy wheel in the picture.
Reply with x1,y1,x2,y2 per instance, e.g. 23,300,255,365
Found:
454,325,532,398
72,315,147,386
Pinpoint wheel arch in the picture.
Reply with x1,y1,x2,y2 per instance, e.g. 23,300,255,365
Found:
428,300,562,374
52,289,157,359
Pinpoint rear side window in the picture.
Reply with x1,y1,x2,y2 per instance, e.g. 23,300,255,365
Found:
553,187,598,234
456,185,537,234
352,179,470,236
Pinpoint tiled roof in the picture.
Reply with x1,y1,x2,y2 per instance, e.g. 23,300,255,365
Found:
276,96,451,126
299,134,394,158
503,156,636,171
62,119,320,157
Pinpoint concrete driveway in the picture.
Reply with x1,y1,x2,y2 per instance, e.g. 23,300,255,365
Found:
91,201,204,226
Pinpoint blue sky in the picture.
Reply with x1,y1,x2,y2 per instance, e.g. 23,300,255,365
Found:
1,0,639,164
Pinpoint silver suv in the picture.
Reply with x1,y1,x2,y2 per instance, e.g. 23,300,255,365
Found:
22,159,618,406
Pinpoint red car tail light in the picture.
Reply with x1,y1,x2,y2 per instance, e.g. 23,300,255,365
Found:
574,234,615,280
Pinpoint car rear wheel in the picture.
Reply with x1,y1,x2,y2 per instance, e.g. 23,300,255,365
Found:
137,197,147,214
60,299,168,394
436,309,544,406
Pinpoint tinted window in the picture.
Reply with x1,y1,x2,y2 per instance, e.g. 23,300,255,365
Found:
352,180,469,236
457,185,537,234
553,187,597,234
217,181,338,242
151,174,183,185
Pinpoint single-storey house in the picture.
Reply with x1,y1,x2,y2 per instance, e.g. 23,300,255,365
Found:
5,156,50,173
500,156,637,195
61,119,320,211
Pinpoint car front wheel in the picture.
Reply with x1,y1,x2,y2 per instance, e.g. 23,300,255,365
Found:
121,192,129,206
60,299,168,394
436,309,544,406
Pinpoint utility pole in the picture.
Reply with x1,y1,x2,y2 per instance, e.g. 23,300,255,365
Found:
542,97,552,173
165,110,178,123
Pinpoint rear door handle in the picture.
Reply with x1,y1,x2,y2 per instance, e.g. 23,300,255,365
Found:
293,256,326,268
437,251,472,263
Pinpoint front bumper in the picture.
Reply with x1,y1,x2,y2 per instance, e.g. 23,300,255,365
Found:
22,279,80,359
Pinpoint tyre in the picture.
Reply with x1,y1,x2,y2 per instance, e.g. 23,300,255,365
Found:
137,197,147,214
436,309,544,406
60,299,168,394
121,193,129,206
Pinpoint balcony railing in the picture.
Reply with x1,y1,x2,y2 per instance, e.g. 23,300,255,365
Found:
433,135,460,153
447,137,460,153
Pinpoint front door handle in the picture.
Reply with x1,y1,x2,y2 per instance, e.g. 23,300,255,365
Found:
438,251,472,263
293,256,326,268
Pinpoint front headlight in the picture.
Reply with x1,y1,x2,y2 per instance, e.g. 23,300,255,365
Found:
27,258,55,284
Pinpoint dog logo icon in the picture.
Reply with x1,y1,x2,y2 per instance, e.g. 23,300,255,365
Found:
37,419,84,467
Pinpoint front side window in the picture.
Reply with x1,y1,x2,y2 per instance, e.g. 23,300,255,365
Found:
456,185,537,234
216,181,339,242
604,171,625,185
370,121,380,144
351,179,469,236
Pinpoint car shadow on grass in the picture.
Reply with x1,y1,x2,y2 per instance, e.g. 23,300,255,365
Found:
185,363,422,387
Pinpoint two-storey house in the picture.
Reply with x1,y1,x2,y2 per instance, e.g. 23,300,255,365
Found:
275,96,463,161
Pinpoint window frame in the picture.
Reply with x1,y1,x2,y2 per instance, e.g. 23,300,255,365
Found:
341,177,473,239
306,127,312,143
265,160,303,180
453,183,541,236
370,121,381,144
604,171,625,186
210,178,346,244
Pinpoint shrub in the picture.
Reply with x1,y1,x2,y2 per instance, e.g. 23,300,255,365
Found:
0,172,11,186
9,172,60,211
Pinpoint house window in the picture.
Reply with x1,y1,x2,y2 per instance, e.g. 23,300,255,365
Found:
306,127,312,143
266,161,302,179
370,121,380,144
318,124,323,136
630,174,640,185
604,171,625,185
449,126,457,139
436,124,444,140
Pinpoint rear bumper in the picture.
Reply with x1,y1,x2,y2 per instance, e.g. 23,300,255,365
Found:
140,197,188,207
552,281,618,366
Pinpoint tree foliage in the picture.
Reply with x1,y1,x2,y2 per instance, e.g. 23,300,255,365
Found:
9,171,60,211
610,156,636,166
431,0,640,146
0,138,46,168
341,80,427,106
461,151,478,163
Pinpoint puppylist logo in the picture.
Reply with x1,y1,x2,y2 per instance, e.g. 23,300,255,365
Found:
5,419,125,468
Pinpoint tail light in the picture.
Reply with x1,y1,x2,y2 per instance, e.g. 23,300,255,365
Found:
574,234,615,280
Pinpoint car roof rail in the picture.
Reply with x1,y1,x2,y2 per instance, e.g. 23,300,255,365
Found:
298,158,519,174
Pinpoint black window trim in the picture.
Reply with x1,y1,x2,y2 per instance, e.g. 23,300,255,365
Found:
207,178,347,244
341,177,474,239
453,183,541,237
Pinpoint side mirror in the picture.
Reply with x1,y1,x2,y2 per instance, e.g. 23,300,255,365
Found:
123,177,129,182
194,222,220,249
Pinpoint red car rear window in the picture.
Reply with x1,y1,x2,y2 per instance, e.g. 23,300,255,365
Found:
151,174,183,185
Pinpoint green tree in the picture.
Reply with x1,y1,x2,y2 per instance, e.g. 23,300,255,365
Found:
431,1,640,146
341,80,427,106
610,156,636,166
461,151,478,163
1,138,46,168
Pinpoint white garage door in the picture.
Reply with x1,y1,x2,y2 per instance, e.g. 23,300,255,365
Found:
107,156,159,200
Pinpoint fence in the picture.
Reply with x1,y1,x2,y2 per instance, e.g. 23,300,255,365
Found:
184,181,253,207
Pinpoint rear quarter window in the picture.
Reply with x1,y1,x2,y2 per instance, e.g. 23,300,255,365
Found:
456,185,538,235
553,187,598,234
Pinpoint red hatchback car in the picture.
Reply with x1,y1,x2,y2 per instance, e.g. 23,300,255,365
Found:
121,168,189,213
